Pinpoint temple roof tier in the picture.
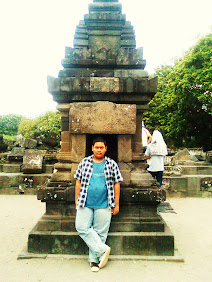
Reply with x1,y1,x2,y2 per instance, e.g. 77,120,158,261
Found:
48,0,158,106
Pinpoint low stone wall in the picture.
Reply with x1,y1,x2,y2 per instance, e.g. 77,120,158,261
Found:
0,145,57,194
0,172,52,194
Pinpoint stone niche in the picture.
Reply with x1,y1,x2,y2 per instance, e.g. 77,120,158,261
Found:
22,0,175,259
68,101,136,179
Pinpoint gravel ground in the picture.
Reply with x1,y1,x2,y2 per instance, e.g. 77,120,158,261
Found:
0,195,212,282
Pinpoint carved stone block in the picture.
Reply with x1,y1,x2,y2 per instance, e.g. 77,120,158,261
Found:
69,101,136,134
22,150,46,174
90,77,120,92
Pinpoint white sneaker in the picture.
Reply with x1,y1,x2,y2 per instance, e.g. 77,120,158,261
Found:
90,262,99,272
98,246,111,269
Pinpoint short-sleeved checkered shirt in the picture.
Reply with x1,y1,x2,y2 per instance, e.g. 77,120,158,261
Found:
74,155,123,208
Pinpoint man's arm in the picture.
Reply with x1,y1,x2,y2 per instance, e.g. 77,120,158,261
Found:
112,182,120,215
75,180,81,208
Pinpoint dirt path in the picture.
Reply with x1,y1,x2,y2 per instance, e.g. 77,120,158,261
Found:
0,195,212,282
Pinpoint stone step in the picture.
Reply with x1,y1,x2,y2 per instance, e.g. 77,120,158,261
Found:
181,165,212,175
164,164,212,177
36,214,165,233
0,172,52,192
2,164,21,173
2,164,54,174
110,220,165,232
28,223,174,256
175,161,209,166
163,175,212,197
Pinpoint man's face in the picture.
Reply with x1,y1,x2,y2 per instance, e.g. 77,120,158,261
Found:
92,142,107,160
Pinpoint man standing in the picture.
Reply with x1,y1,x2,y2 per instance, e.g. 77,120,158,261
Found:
74,137,123,272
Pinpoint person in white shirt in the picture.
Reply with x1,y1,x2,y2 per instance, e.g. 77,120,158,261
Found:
145,130,168,186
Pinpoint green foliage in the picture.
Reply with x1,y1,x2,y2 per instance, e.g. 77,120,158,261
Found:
2,135,17,141
0,114,23,136
144,34,212,151
18,111,61,145
17,118,34,138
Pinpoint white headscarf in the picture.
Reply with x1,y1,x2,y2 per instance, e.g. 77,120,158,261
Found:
148,130,168,156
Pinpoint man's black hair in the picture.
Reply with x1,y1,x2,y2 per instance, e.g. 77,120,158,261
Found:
92,137,107,146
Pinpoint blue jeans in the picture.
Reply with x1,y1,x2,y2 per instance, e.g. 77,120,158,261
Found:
75,207,112,263
149,171,163,186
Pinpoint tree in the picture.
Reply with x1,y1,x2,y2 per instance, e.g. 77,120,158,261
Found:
18,111,61,146
0,114,23,136
144,34,212,151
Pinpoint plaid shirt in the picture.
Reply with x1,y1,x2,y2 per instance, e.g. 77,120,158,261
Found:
74,155,123,208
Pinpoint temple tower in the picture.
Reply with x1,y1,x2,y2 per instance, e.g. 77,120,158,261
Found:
26,0,174,257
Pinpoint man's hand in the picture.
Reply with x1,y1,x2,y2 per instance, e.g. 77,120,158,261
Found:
112,182,120,215
75,180,81,209
112,204,119,215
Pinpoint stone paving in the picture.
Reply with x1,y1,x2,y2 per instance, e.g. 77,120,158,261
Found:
0,195,212,282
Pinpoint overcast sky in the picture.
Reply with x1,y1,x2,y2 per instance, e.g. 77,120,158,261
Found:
0,0,211,118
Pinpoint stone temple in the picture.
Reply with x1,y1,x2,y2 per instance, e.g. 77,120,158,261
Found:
25,0,174,257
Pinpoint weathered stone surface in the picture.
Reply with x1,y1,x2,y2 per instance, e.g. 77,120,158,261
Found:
50,171,72,182
92,48,116,65
49,76,157,97
118,163,132,186
43,151,57,164
90,77,120,92
126,78,134,92
174,148,191,161
118,135,132,162
114,69,148,78
187,176,201,192
54,163,72,172
7,147,25,162
0,173,51,190
42,165,54,174
188,148,206,161
69,163,78,181
28,225,174,256
70,134,86,162
131,171,155,187
0,173,23,189
200,177,212,191
42,133,58,148
93,0,119,3
56,152,72,163
69,101,136,134
206,151,212,163
89,2,122,13
60,131,72,153
22,150,46,174
148,77,158,93
116,48,146,68
56,131,72,164
16,135,37,149
3,164,21,173
61,116,69,131
164,165,182,176
73,39,89,47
